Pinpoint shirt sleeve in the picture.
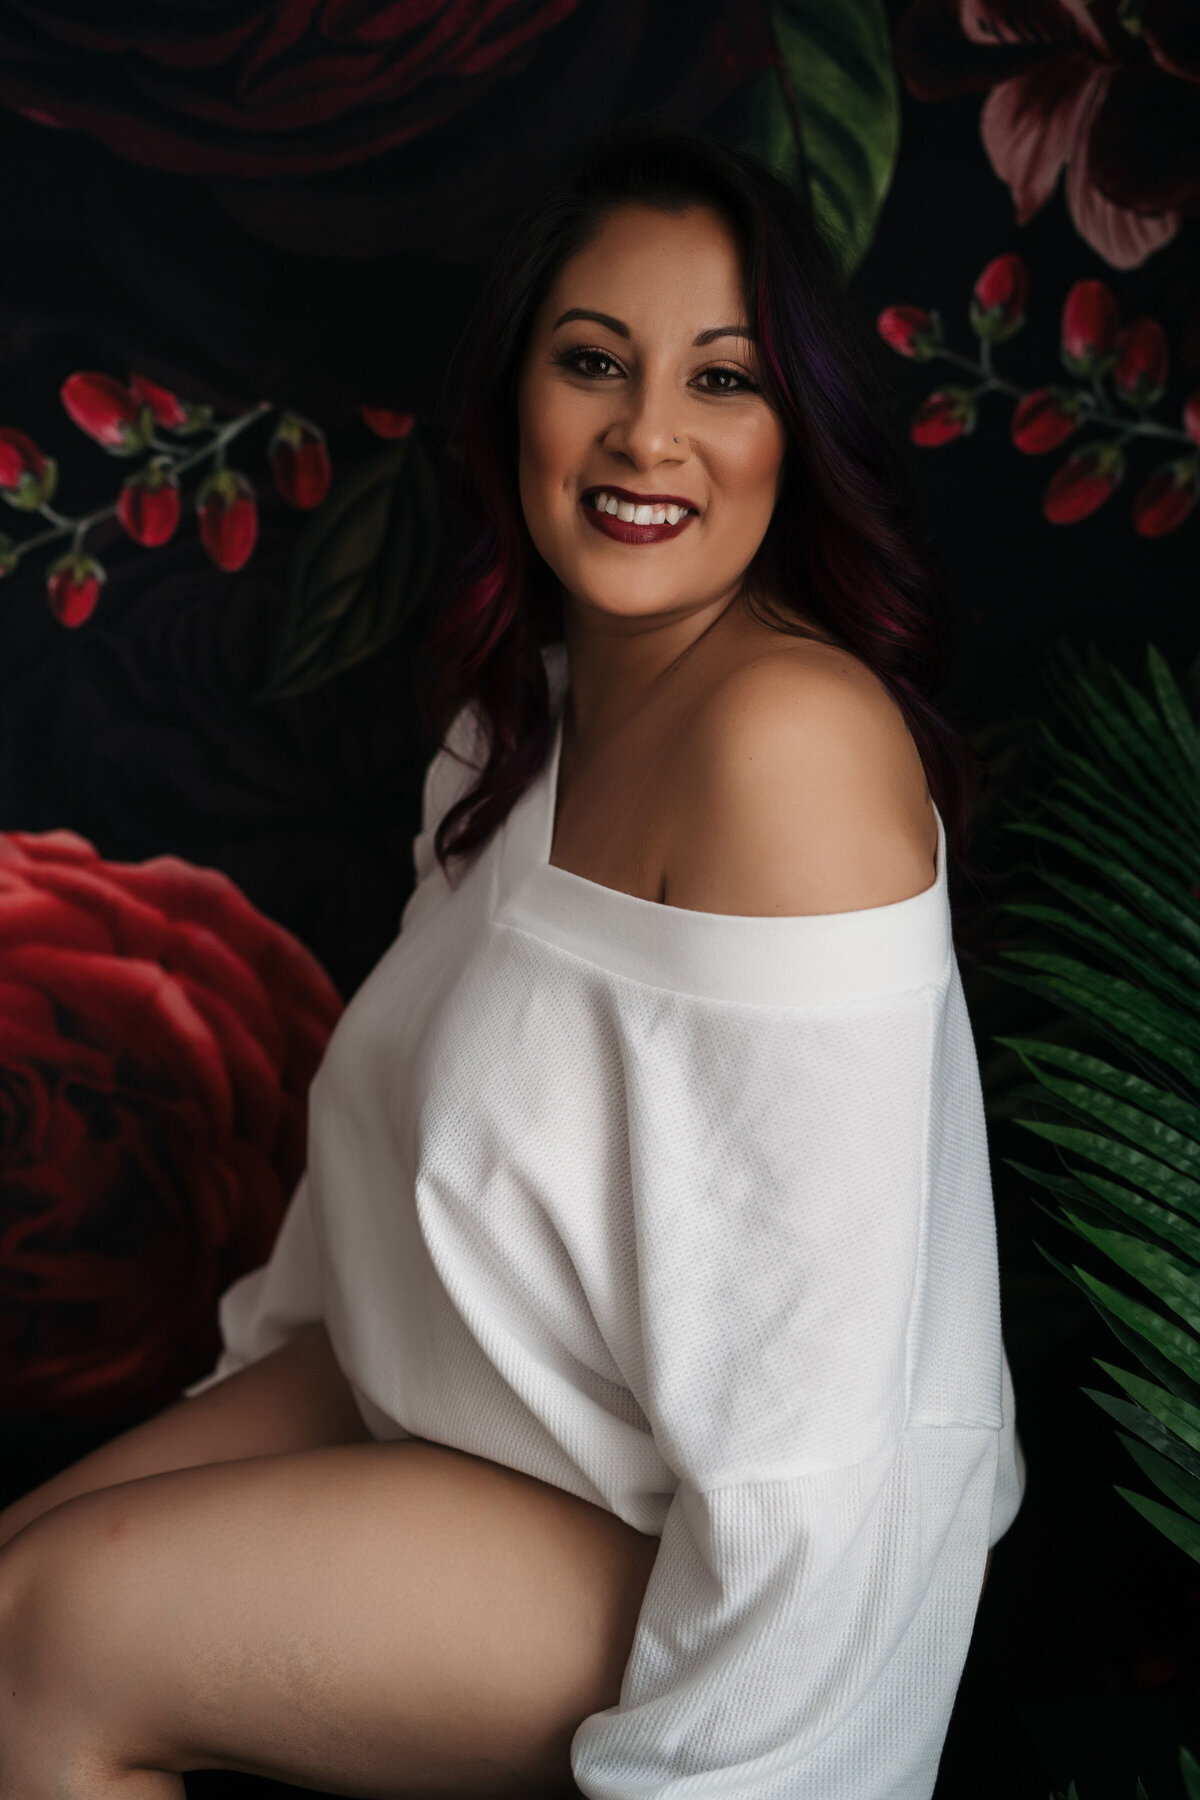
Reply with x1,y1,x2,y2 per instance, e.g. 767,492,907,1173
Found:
185,699,489,1399
400,698,488,928
570,969,1007,1800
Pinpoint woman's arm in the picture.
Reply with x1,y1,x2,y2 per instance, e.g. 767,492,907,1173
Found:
0,1325,370,1551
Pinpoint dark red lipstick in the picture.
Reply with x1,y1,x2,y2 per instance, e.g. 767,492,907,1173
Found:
580,485,699,546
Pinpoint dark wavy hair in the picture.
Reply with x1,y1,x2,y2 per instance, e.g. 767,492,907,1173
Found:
420,116,982,896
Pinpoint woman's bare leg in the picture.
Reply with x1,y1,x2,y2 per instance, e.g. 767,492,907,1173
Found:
0,1438,660,1799
0,1326,369,1553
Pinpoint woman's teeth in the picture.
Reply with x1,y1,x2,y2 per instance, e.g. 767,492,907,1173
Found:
588,491,693,526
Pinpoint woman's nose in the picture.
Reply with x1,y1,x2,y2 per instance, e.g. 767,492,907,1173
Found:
602,376,684,466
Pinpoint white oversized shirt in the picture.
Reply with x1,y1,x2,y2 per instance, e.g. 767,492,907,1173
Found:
191,640,1026,1799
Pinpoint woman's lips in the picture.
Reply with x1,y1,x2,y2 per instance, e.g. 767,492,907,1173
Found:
581,498,697,545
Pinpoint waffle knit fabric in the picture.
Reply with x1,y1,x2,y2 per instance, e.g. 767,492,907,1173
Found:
190,641,1026,1798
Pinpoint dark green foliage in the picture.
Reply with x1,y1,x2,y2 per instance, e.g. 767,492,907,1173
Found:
258,432,439,702
987,642,1200,1578
740,0,900,273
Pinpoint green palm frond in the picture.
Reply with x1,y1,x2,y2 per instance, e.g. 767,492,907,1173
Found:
986,640,1200,1570
1049,1741,1200,1799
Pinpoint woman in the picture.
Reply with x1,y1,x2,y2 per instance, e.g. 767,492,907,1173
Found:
0,123,1024,1797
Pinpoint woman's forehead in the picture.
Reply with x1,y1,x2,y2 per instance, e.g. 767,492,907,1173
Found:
536,205,750,330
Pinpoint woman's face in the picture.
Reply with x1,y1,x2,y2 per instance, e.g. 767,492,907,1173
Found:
516,202,787,631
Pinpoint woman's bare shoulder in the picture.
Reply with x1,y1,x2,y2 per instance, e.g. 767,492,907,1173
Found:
661,638,939,918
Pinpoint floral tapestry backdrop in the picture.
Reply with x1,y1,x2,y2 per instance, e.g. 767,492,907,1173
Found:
0,1,1195,1433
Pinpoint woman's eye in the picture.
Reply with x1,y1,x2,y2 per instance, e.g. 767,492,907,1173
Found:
554,348,759,393
558,348,621,378
694,367,758,394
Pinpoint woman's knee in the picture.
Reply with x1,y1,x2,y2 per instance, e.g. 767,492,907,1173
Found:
0,1496,144,1788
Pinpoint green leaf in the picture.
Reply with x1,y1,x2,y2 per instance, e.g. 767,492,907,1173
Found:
1069,1167,1200,1263
1062,1215,1200,1333
1061,660,1195,828
1085,1283,1200,1416
993,959,1200,1088
742,0,899,274
999,1045,1200,1182
1146,642,1199,774
257,434,439,703
1181,1742,1200,1800
1109,660,1196,793
995,1039,1200,1150
1002,895,1200,1003
1081,1385,1200,1482
1115,1485,1200,1567
1015,1119,1200,1221
1039,1205,1200,1409
1071,1264,1200,1396
1116,1432,1200,1525
1012,1144,1200,1265
1003,1155,1094,1204
1093,1358,1200,1453
1034,744,1200,882
1004,814,1200,950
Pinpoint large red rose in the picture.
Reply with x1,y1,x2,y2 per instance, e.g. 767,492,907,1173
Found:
0,0,587,177
0,830,342,1420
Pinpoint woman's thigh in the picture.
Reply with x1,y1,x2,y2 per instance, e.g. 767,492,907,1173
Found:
0,1438,661,1798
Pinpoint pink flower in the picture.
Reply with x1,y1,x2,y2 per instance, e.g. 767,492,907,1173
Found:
910,388,977,446
117,463,182,547
0,427,57,510
970,253,1028,340
1131,457,1199,537
894,1,1195,270
197,470,258,572
360,407,415,439
1061,280,1120,378
270,415,332,509
1043,441,1126,523
60,372,150,455
46,553,106,626
1011,388,1085,454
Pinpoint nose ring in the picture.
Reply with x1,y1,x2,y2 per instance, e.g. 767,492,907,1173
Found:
674,437,679,443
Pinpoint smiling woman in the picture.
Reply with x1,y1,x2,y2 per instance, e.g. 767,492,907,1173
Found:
516,205,786,636
0,121,1023,1800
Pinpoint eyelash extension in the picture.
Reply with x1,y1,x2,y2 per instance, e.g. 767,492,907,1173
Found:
552,345,761,393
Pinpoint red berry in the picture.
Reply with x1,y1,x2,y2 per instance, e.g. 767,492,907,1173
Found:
1061,282,1120,378
1043,443,1126,523
971,254,1028,341
270,418,332,510
1131,460,1199,538
910,389,976,447
197,470,258,572
1011,389,1082,455
360,406,415,439
117,472,181,547
60,372,147,454
128,373,189,429
46,553,105,626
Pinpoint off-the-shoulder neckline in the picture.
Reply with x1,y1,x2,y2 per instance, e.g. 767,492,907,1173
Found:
487,649,952,1008
537,656,945,926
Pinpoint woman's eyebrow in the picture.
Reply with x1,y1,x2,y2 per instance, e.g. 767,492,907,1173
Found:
552,308,756,346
